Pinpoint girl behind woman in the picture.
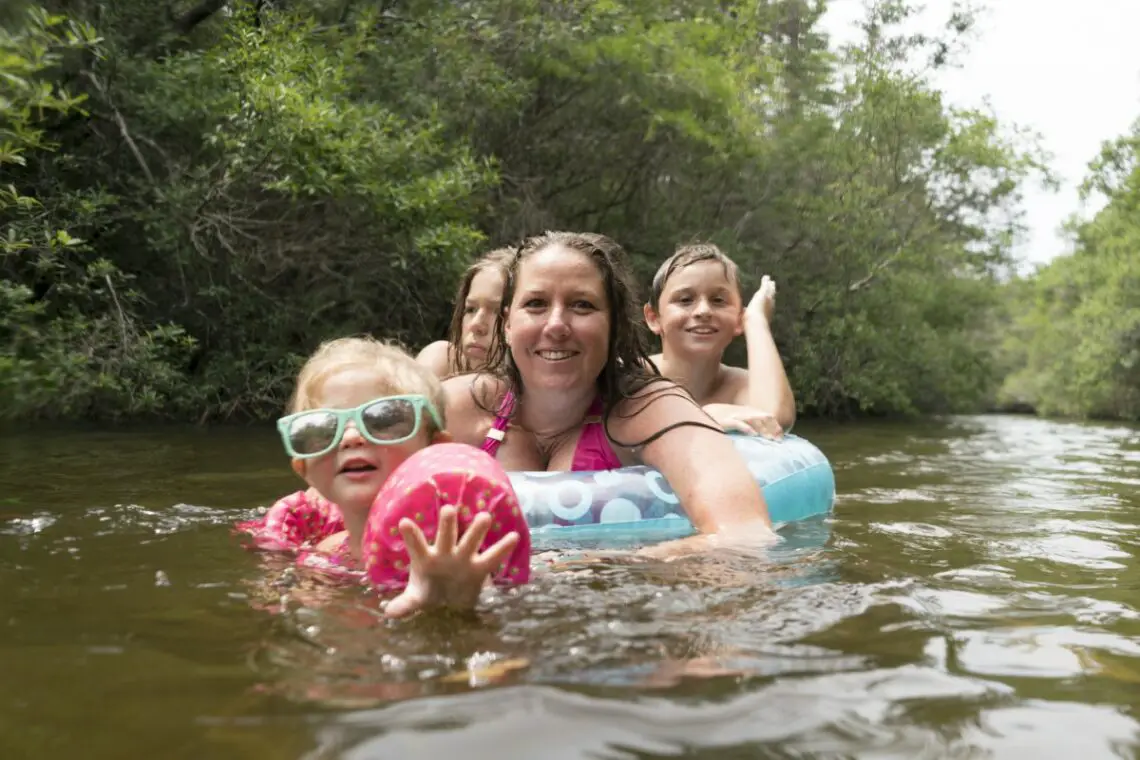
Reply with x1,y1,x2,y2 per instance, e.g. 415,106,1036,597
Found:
417,248,512,378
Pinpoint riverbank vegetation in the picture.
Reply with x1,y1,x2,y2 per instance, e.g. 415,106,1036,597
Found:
995,119,1140,422
2,0,1062,423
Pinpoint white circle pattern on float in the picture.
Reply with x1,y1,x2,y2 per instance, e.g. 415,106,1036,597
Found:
598,498,642,523
644,470,679,504
593,470,623,488
547,478,593,522
508,435,832,532
511,480,537,517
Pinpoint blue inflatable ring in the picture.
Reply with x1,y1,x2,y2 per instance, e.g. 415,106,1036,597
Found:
506,433,835,542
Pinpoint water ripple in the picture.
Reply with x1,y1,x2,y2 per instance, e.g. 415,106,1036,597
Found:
3,415,1140,758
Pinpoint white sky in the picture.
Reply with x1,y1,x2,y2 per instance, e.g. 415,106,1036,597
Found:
820,0,1140,270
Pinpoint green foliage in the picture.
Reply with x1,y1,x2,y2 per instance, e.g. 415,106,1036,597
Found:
0,6,194,421
998,121,1140,420
1,0,1051,422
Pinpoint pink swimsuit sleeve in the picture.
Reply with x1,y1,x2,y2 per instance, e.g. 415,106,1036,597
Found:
360,442,531,590
235,489,345,552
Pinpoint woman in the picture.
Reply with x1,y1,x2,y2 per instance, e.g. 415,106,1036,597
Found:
442,231,777,546
417,247,512,378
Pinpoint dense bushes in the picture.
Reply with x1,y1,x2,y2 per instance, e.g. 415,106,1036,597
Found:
1,0,1047,422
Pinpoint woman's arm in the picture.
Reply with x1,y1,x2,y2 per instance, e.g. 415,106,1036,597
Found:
610,383,775,537
416,340,453,379
737,277,796,431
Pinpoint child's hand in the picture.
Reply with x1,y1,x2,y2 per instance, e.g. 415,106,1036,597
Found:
382,506,521,620
745,275,777,325
704,403,783,440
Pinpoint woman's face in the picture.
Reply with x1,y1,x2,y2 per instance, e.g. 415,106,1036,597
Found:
504,245,611,395
460,267,504,366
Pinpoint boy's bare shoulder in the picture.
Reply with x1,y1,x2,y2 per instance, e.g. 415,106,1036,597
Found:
711,365,749,404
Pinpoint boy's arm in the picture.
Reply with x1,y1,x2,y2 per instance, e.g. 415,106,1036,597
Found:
739,276,796,431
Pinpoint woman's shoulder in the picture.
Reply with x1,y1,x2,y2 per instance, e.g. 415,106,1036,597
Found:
605,376,714,454
609,375,694,418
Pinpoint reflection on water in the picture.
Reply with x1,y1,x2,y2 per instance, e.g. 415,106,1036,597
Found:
2,415,1140,758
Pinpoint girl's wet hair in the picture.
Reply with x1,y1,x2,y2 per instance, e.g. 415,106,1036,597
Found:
478,231,721,448
443,247,513,376
291,336,447,431
649,243,742,310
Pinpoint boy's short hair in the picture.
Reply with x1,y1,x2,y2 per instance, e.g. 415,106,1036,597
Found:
290,336,447,431
649,243,741,309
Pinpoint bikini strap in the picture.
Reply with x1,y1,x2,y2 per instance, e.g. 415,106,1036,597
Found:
582,394,605,425
480,390,516,456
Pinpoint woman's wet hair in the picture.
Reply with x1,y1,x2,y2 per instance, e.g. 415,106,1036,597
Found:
443,247,513,376
478,231,721,448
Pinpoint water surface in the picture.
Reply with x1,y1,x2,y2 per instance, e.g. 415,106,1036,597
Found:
2,415,1139,758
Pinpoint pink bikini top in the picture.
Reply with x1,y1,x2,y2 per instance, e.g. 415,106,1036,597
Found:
480,390,623,472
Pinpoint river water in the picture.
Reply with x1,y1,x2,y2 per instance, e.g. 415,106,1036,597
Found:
1,414,1138,758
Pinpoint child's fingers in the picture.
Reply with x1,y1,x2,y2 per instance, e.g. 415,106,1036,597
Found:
475,530,521,572
455,511,493,557
398,518,432,559
435,505,459,550
383,591,419,620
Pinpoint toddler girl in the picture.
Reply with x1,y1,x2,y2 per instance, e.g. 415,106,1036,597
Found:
237,336,531,618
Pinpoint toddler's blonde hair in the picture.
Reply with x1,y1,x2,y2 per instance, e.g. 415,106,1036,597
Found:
290,336,447,431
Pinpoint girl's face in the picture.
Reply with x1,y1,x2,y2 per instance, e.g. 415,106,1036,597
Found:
645,260,742,356
504,245,611,395
460,267,504,366
290,368,438,516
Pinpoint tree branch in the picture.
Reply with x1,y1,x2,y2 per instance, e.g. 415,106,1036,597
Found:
174,0,228,36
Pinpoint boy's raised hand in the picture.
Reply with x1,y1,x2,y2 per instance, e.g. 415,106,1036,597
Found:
745,275,777,325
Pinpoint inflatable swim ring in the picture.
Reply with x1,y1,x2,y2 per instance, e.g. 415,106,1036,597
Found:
507,433,835,544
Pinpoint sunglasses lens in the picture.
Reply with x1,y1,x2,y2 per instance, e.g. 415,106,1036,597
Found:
287,411,339,455
362,399,418,441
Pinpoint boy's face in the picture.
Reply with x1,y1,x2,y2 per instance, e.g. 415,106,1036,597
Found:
290,368,446,516
645,260,743,356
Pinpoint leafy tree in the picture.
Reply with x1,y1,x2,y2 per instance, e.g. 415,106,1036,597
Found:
1,0,1053,422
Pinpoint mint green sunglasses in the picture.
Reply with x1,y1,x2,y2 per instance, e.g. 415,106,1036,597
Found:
276,394,443,459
